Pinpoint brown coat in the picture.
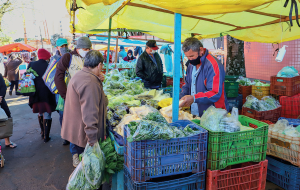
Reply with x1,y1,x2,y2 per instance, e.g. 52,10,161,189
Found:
61,67,108,148
4,58,23,81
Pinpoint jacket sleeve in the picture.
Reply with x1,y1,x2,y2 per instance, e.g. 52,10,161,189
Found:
179,65,191,98
78,81,101,145
135,57,148,80
54,53,71,99
194,61,224,104
0,74,7,97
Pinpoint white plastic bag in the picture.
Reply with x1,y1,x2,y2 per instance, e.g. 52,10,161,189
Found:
0,108,8,121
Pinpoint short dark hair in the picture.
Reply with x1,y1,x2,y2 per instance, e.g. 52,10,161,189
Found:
84,50,104,69
182,37,203,52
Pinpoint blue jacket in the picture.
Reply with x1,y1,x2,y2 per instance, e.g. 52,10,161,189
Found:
180,49,229,116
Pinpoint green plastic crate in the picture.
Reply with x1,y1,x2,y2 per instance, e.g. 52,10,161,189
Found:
192,115,268,170
225,76,239,98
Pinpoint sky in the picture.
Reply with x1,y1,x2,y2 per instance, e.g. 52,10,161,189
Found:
1,0,71,40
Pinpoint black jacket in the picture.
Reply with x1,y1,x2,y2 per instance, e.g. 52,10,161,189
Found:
27,60,56,111
0,74,7,97
135,51,163,87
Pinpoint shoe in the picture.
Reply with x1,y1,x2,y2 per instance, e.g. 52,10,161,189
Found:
63,140,70,145
43,119,52,143
38,115,44,139
9,91,12,96
73,154,80,168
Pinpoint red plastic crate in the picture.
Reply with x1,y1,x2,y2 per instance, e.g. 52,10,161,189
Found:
242,106,282,123
166,77,184,87
206,160,268,190
270,75,300,96
239,85,252,98
279,94,300,119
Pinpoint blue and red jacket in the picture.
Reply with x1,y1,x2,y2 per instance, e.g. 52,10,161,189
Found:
180,49,229,116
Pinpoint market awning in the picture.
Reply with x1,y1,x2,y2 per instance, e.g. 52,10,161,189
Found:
0,43,37,54
66,0,300,43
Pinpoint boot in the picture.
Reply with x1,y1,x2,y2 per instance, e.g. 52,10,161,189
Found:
62,140,70,145
43,119,52,143
38,115,44,139
9,91,12,96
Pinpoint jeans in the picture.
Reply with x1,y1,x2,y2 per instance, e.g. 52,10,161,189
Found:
39,112,52,119
70,143,85,156
10,80,19,92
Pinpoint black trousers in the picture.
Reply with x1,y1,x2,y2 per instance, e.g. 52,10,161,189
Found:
0,98,11,118
9,80,19,92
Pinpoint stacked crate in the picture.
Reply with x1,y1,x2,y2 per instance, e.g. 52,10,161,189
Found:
192,116,269,190
123,120,207,190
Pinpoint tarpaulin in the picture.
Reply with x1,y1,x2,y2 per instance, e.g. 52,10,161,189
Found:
0,43,37,54
66,0,300,43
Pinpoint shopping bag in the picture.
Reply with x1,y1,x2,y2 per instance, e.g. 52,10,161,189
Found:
4,78,10,87
0,118,13,139
56,95,65,112
17,68,38,96
0,108,8,121
66,143,105,190
42,57,61,94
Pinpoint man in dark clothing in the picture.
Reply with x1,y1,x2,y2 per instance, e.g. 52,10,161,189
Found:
135,40,163,89
4,54,23,95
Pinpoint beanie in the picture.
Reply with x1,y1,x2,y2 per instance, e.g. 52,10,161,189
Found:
76,37,92,49
38,49,51,60
56,38,68,47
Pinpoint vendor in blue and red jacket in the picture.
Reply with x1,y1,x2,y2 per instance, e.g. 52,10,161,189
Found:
179,37,229,117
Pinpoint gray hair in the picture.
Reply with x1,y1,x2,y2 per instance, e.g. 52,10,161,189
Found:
182,37,203,52
84,50,104,69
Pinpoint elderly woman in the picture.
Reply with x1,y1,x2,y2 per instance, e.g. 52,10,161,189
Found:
61,50,107,167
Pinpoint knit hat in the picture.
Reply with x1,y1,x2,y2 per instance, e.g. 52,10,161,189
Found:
38,49,51,60
76,37,92,49
120,45,125,50
56,38,68,47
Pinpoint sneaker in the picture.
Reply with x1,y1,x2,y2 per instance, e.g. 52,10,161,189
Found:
62,140,70,146
72,154,80,168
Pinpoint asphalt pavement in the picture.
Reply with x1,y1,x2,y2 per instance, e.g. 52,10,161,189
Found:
0,91,284,190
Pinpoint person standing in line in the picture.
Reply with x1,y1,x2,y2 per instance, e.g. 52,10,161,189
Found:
135,40,163,89
50,38,70,145
61,50,107,168
28,49,57,143
118,46,127,61
4,54,23,96
0,73,17,148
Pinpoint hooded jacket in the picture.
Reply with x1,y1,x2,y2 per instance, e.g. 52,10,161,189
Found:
180,49,229,116
135,51,163,87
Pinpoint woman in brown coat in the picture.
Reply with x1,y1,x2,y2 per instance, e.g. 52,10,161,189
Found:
61,50,107,167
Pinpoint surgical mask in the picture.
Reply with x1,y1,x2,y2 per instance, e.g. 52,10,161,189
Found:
150,50,156,54
78,49,89,58
60,47,69,56
189,52,201,66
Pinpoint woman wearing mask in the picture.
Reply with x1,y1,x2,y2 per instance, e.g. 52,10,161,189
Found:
123,49,136,62
28,49,57,143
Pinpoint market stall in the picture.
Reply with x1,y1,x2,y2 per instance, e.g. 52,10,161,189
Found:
65,0,300,190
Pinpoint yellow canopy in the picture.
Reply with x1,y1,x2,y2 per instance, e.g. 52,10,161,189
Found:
66,0,300,43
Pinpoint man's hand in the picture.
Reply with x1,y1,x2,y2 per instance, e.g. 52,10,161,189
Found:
179,95,194,108
99,73,105,82
89,142,94,147
0,96,2,103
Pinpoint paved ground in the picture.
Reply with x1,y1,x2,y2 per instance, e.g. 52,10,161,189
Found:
0,91,284,190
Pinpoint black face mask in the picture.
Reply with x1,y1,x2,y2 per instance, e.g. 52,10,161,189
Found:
189,55,201,66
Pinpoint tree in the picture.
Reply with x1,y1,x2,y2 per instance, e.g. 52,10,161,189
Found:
0,34,12,45
226,36,246,76
0,0,14,32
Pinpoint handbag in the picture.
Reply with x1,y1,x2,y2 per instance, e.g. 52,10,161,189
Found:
0,118,13,139
17,67,38,96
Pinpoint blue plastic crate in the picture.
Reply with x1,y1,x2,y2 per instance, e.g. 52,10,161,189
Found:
161,87,182,98
267,156,300,190
124,166,205,190
227,94,243,112
278,117,300,127
109,131,124,155
124,120,208,182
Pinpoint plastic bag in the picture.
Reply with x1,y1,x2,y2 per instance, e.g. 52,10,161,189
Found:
0,108,8,121
236,76,254,86
277,66,299,78
17,72,37,96
243,95,279,111
201,106,227,131
158,98,173,108
4,78,10,87
81,143,105,188
219,114,241,133
129,106,157,119
269,119,292,134
56,95,65,112
115,114,140,137
67,162,89,190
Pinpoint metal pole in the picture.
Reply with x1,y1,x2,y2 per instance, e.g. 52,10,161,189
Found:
106,18,112,73
115,36,119,65
172,13,182,122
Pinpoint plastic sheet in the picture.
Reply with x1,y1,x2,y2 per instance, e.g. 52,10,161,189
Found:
277,66,299,78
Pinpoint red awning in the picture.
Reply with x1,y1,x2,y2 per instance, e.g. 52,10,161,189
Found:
0,43,37,54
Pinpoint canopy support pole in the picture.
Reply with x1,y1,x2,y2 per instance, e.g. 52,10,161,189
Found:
106,18,112,73
172,13,182,122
